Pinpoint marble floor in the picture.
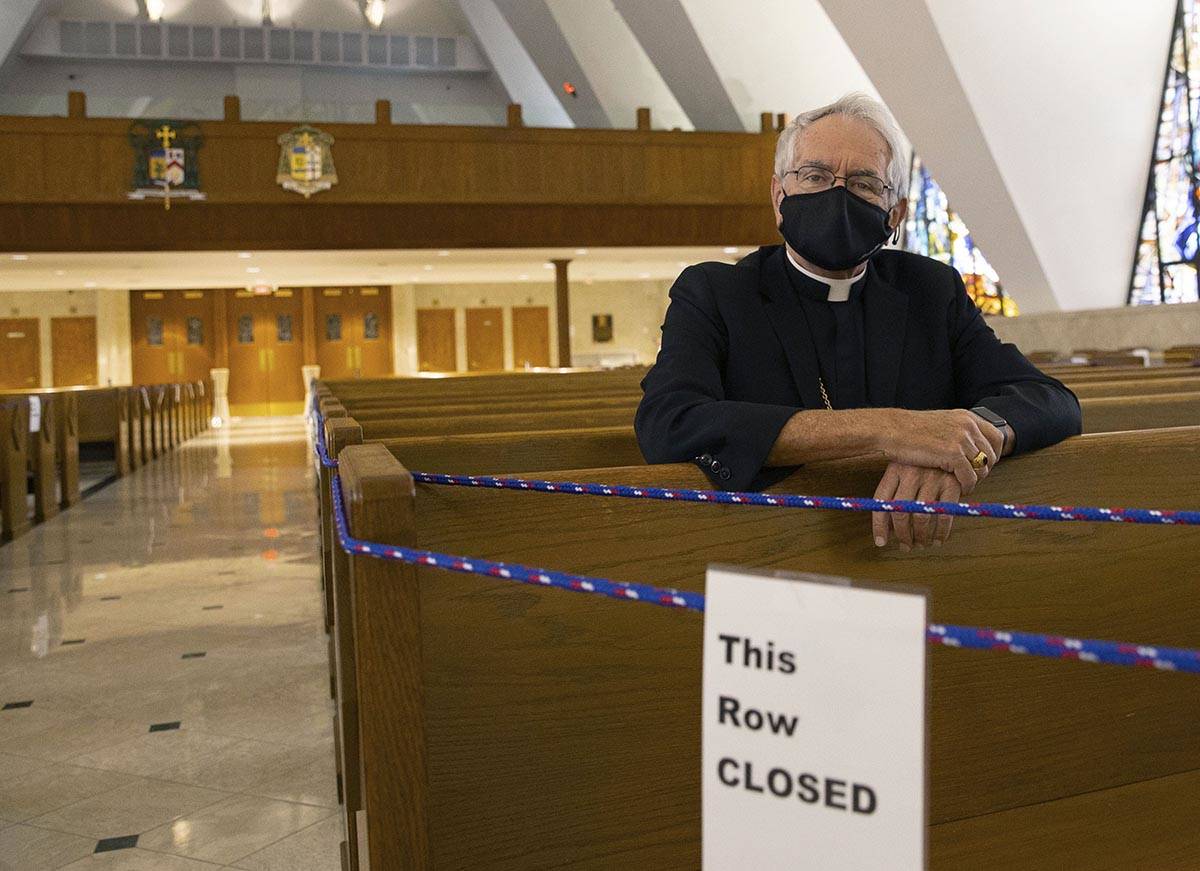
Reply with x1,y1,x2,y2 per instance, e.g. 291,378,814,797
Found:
0,417,341,870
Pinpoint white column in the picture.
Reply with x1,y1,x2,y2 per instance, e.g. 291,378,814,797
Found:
210,367,231,426
302,364,321,418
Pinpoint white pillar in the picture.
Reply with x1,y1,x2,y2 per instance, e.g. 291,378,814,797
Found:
302,364,321,418
210,367,231,426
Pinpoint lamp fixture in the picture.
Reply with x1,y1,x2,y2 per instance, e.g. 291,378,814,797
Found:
144,0,166,22
363,0,386,29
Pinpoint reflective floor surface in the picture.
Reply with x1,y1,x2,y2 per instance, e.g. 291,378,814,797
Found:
0,417,340,870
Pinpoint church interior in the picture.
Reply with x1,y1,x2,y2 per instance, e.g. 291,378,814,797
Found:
0,1,1198,869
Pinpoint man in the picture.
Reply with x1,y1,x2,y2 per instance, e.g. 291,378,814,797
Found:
635,92,1081,550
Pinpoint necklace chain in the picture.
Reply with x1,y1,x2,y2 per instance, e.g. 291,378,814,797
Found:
818,376,833,411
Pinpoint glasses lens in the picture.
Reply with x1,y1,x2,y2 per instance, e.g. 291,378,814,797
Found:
848,174,886,199
792,167,834,192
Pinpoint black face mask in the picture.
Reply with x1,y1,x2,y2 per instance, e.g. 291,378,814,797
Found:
777,186,894,272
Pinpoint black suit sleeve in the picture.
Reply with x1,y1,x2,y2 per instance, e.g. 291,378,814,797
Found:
635,266,798,491
947,271,1082,452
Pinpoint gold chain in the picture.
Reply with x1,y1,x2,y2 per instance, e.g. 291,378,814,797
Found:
818,376,833,411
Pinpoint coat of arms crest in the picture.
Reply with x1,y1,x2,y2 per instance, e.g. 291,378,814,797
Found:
128,120,205,209
276,126,337,198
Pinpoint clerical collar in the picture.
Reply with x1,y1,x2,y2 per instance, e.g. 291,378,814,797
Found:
785,249,867,303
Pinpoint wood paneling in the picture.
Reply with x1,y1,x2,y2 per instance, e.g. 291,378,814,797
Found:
0,114,779,252
314,287,393,380
0,319,40,388
512,306,550,369
465,308,503,372
51,317,98,386
416,309,456,373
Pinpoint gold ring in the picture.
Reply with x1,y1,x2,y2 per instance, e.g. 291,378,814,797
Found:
970,450,988,470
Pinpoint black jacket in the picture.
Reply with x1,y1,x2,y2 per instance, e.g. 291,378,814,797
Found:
635,245,1082,491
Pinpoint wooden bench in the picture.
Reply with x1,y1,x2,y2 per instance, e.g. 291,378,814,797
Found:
332,426,1199,869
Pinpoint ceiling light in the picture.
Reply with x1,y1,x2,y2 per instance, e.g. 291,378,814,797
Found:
11,254,28,261
238,252,252,259
84,281,96,288
723,246,739,254
437,250,449,257
246,266,261,274
638,272,651,279
144,0,165,22
54,270,65,276
575,248,588,255
364,0,386,29
543,263,554,269
518,274,529,280
423,265,433,271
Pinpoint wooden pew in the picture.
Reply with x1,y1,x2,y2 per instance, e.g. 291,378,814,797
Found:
334,426,1200,869
1070,375,1200,398
357,408,637,440
0,397,30,541
1081,392,1199,432
127,388,142,471
74,387,133,479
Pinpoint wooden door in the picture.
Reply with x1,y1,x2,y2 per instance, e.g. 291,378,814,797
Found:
175,290,216,382
51,317,98,386
315,286,393,379
266,289,305,406
354,286,393,377
511,306,550,369
130,291,174,384
465,307,504,372
131,290,215,384
417,308,456,372
227,291,306,415
0,318,40,388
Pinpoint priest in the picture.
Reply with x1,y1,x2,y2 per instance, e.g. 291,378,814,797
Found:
634,93,1081,550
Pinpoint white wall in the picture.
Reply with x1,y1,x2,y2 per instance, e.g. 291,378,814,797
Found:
925,0,1174,312
0,288,132,387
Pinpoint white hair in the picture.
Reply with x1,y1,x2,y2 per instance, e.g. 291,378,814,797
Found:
774,92,909,206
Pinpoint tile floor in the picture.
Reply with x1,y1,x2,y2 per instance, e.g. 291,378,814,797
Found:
0,417,341,870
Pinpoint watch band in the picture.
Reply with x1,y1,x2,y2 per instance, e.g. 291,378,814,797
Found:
970,406,1009,455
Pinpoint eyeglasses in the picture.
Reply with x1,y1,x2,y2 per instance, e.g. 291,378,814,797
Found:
782,165,892,202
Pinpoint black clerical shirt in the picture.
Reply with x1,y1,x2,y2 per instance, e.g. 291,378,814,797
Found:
784,259,868,409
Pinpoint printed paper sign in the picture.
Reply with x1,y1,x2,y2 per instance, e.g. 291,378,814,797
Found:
28,396,40,433
702,566,928,870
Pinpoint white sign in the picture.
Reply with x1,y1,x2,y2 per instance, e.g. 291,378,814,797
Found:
28,396,40,433
702,566,928,871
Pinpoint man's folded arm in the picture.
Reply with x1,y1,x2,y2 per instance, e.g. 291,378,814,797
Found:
635,268,797,491
947,272,1082,453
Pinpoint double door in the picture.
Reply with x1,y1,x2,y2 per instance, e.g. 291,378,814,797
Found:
130,290,216,384
314,287,392,380
226,291,306,415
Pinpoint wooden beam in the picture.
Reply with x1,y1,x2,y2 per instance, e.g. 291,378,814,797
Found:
507,103,524,128
636,107,651,131
66,91,86,119
223,95,241,122
375,100,391,126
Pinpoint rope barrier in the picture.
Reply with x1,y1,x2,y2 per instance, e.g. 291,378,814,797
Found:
314,405,1200,673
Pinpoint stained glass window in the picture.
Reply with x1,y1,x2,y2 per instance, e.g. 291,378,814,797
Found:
1129,0,1200,305
186,316,203,345
237,315,253,344
904,155,1017,317
326,314,342,341
364,312,379,340
276,314,293,343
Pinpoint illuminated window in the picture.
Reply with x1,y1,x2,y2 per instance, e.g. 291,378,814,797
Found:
186,316,203,345
237,315,254,344
904,155,1017,317
1129,0,1200,305
147,317,164,347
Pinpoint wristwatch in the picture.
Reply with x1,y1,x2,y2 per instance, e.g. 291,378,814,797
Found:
970,406,1009,455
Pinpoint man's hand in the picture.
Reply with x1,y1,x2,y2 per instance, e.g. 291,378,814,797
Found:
872,463,962,550
877,409,1002,495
